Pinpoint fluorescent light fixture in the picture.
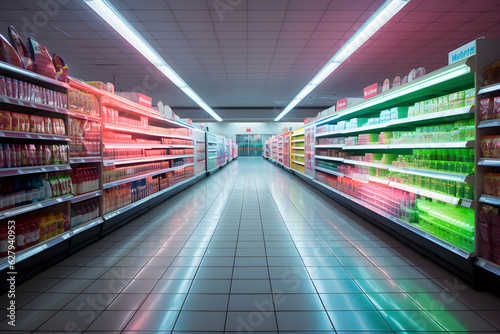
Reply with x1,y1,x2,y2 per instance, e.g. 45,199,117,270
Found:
83,0,222,122
275,0,409,121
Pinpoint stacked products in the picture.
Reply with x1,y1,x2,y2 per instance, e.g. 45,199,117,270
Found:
68,88,99,116
103,176,158,214
102,107,148,129
70,198,99,227
0,144,68,167
103,161,171,184
0,75,67,108
0,111,66,135
71,167,99,195
69,119,100,157
479,204,500,264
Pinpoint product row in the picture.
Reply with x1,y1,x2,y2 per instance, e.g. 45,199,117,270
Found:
0,144,68,168
71,167,99,195
0,111,66,135
317,119,475,146
70,198,100,228
0,173,72,211
0,75,67,108
68,88,99,116
69,118,101,157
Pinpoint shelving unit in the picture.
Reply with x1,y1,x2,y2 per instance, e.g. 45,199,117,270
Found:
265,42,500,284
290,128,305,173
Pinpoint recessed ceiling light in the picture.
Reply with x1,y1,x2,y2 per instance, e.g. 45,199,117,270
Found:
274,0,410,121
83,0,223,122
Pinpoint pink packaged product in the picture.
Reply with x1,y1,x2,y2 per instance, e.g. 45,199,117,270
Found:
52,54,68,83
480,98,495,121
494,97,500,120
0,33,23,68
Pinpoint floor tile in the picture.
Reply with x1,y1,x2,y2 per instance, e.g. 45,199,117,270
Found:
190,279,231,293
228,294,274,311
174,311,226,331
225,312,278,332
183,293,229,311
380,310,446,331
313,279,364,294
125,310,179,331
106,293,147,310
87,310,135,331
328,310,391,331
273,293,324,311
320,293,376,311
139,293,187,310
276,311,334,331
367,292,422,310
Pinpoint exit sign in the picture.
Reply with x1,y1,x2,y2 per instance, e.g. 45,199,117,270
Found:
246,128,251,132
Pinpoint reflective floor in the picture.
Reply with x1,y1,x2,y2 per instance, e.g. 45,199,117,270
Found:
2,157,500,333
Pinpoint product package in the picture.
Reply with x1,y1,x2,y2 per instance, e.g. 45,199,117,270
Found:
52,54,68,82
7,26,34,71
0,33,23,68
27,38,57,79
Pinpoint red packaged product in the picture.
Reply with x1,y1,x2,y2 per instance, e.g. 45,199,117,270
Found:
27,38,56,79
8,26,34,71
0,33,24,68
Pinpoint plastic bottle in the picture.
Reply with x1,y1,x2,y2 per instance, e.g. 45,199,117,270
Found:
42,174,52,200
56,213,64,235
36,175,44,202
62,213,70,232
0,144,4,168
3,144,11,168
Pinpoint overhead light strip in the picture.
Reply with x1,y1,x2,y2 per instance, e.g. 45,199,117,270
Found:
83,0,222,122
275,0,410,121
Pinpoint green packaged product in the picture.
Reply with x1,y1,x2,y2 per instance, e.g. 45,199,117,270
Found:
456,182,464,198
449,90,465,102
463,183,473,200
448,180,456,196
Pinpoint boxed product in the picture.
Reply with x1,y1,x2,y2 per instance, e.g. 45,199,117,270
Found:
483,172,500,197
480,98,495,120
449,90,465,103
464,88,475,107
0,110,11,130
494,96,500,120
85,81,106,91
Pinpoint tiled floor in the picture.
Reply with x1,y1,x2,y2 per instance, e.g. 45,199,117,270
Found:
2,157,500,333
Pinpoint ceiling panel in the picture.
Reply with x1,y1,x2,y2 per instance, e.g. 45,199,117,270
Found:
0,0,498,122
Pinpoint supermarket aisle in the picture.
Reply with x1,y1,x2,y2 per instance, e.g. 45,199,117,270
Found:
2,157,500,333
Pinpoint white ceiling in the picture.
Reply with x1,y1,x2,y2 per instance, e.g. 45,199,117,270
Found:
0,0,499,121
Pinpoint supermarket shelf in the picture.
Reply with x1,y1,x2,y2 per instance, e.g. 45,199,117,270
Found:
71,191,102,204
315,156,344,162
479,194,500,206
292,153,305,157
101,94,192,129
291,139,305,143
0,164,71,177
292,147,305,150
315,166,344,177
103,155,194,166
70,157,102,164
208,149,217,152
71,217,105,236
208,140,217,144
0,130,70,142
478,158,500,167
478,82,500,95
103,175,197,220
291,133,304,137
344,141,473,150
103,143,193,149
478,119,500,128
310,178,471,259
0,195,73,220
387,166,472,183
103,163,195,189
208,156,217,159
0,95,71,118
292,160,305,166
315,144,344,149
68,77,107,96
104,124,193,140
284,166,291,172
208,166,220,174
292,169,313,180
475,258,500,276
315,58,473,126
0,60,70,90
344,159,388,169
316,106,473,137
366,175,390,185
67,110,101,122
388,181,467,206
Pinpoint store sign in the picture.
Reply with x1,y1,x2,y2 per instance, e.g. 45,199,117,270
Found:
448,40,475,65
246,128,251,132
363,83,378,99
336,98,347,110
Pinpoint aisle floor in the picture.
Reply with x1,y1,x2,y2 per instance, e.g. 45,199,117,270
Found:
2,158,500,333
